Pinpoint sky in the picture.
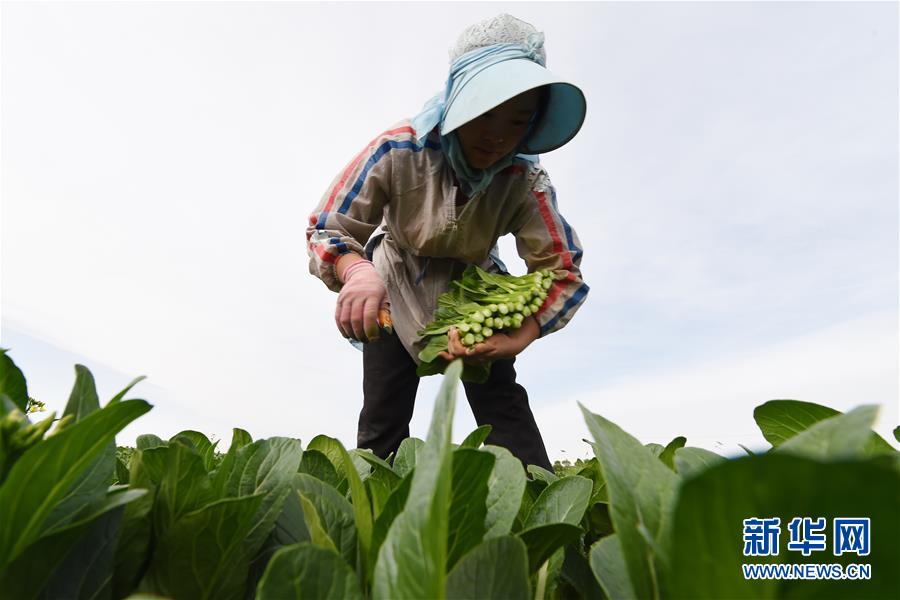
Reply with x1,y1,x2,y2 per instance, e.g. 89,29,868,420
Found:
2,1,897,461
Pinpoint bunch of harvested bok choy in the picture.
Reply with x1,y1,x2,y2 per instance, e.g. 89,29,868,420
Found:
416,265,558,382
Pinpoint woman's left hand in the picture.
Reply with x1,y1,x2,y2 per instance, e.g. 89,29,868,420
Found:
438,316,540,364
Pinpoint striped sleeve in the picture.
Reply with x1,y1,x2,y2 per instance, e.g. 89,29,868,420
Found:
306,124,415,292
511,169,589,337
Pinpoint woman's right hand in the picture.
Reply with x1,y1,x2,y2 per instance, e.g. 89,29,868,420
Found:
335,258,388,342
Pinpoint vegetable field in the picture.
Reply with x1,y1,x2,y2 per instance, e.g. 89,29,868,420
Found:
0,348,897,599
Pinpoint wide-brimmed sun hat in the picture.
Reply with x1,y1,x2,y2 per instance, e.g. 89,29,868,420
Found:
440,14,587,155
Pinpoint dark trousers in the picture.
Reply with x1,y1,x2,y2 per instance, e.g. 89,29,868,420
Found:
359,332,553,472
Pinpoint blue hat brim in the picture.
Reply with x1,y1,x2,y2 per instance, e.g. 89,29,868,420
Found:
440,59,586,155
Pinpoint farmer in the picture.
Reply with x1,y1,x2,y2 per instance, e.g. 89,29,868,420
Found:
307,14,588,471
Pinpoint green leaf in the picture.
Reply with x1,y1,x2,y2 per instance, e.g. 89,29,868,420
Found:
671,453,900,598
221,437,303,556
776,405,881,459
575,457,609,504
352,447,397,476
306,435,345,475
265,485,311,547
523,475,592,530
539,547,567,600
246,481,316,596
645,443,664,457
754,399,841,446
445,535,530,599
370,472,412,568
170,430,217,472
298,449,342,489
0,488,146,599
366,476,391,517
221,436,303,501
392,437,424,478
514,479,545,534
46,367,115,533
230,427,253,448
560,543,605,600
256,542,364,600
111,492,154,599
673,447,726,479
658,436,686,471
481,445,527,539
115,456,130,485
756,400,897,456
860,427,896,455
324,437,374,586
293,473,357,566
0,399,151,568
351,448,372,480
585,502,615,540
136,434,166,451
42,365,116,535
112,448,164,598
43,442,117,534
0,520,91,599
527,464,558,484
142,493,266,600
129,446,168,487
517,523,583,572
247,476,316,595
153,441,215,536
353,448,402,490
590,534,636,600
42,366,113,537
372,359,462,600
306,435,351,494
0,348,29,412
39,503,124,600
417,333,450,365
210,427,253,496
459,424,492,449
63,365,101,421
415,356,449,378
298,492,339,553
580,404,678,599
447,448,495,569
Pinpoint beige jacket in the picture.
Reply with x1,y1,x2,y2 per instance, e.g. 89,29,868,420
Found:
307,120,589,361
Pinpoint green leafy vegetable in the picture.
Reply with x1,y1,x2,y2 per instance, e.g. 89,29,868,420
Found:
416,266,560,382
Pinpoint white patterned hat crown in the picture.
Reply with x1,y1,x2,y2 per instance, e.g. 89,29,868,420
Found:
449,13,547,65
